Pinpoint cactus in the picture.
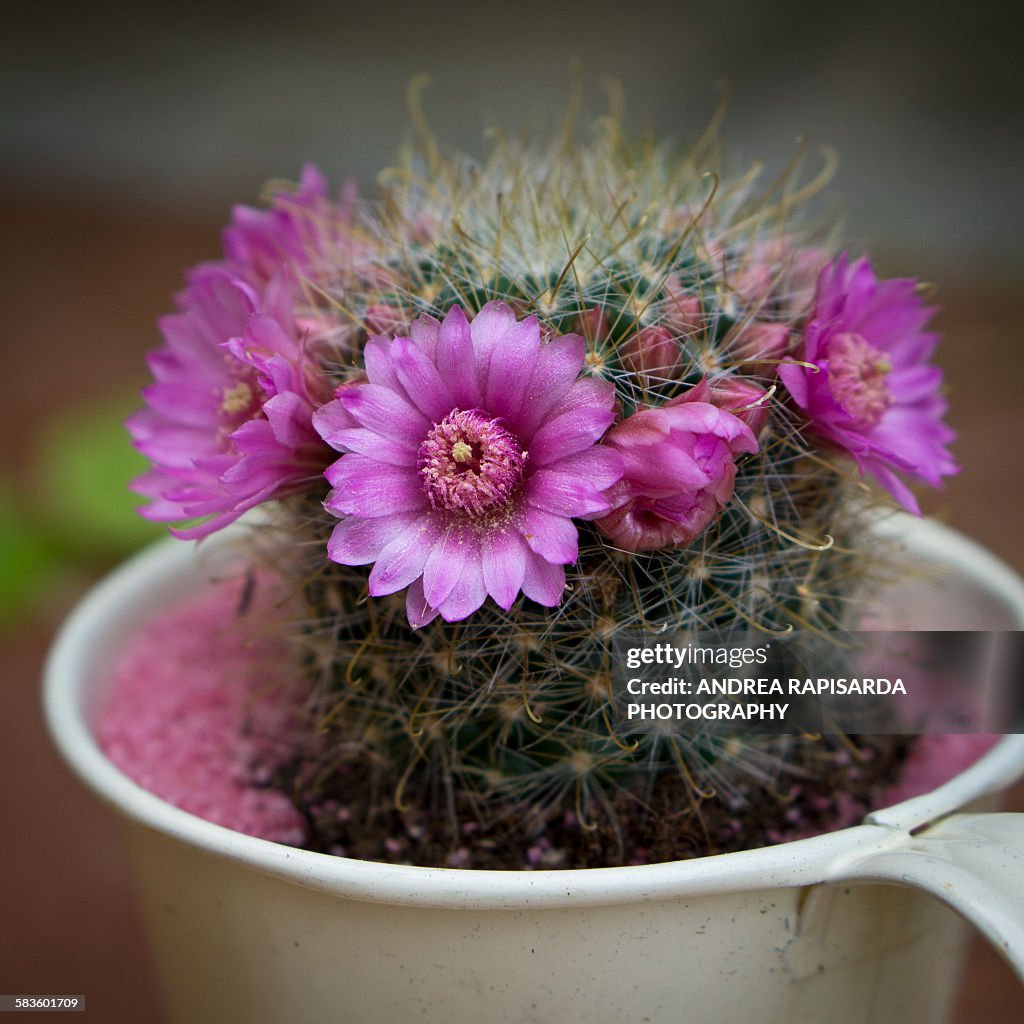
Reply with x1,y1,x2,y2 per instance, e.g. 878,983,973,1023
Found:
130,107,956,866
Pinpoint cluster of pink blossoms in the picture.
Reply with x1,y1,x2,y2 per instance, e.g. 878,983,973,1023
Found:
131,167,958,625
128,167,357,538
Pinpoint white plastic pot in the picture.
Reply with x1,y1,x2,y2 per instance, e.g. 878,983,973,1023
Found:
45,516,1024,1023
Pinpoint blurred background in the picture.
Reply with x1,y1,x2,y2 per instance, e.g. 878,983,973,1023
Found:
2,1,1021,1019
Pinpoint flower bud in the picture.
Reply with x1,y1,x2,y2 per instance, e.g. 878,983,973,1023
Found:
729,322,790,376
660,278,704,334
671,376,771,436
621,325,680,379
595,401,758,552
364,304,409,336
578,306,611,344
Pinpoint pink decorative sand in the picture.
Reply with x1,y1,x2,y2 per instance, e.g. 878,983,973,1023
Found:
99,577,308,846
99,582,1000,853
879,732,997,806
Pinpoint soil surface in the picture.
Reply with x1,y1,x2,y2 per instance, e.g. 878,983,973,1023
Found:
272,735,915,869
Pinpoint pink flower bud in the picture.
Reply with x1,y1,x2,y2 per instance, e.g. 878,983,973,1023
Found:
711,378,771,436
292,312,351,354
595,401,759,552
578,306,611,343
364,304,409,336
660,278,704,334
787,246,829,312
621,325,681,379
728,322,790,376
732,242,828,315
729,238,791,307
733,265,775,305
670,376,772,436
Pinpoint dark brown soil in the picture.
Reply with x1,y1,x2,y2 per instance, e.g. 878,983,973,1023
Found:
267,735,915,869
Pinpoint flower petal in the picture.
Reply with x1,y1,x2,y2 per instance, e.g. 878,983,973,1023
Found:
184,268,258,340
323,426,418,466
519,506,579,564
437,547,488,622
324,455,428,516
392,336,456,420
363,337,403,390
778,360,812,409
262,391,322,451
436,306,482,408
520,552,566,607
406,577,440,629
513,334,587,437
327,513,419,565
141,380,222,428
545,376,615,417
368,518,436,596
867,462,921,515
409,314,441,361
528,406,616,466
338,384,430,442
481,529,528,610
526,468,614,518
870,406,957,482
540,447,625,495
481,310,540,423
421,528,474,609
313,397,357,448
469,301,519,375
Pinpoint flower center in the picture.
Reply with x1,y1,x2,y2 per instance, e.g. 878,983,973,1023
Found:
221,380,257,416
828,332,892,427
417,409,526,517
217,373,264,447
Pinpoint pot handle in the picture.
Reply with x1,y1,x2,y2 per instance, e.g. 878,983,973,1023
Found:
829,813,1024,980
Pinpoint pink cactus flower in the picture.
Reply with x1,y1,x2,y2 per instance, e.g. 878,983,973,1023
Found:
222,164,360,289
129,268,333,538
314,302,623,626
595,393,759,553
129,167,365,539
778,254,957,513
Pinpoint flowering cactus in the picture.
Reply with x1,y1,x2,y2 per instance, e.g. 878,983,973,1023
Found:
130,120,957,865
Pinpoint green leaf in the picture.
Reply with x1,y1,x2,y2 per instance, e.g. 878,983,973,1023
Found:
34,394,165,558
0,481,56,629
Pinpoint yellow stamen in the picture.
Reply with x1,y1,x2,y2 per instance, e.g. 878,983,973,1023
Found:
221,382,253,414
451,440,473,463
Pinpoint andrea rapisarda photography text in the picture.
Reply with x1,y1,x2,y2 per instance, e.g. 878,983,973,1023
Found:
622,677,908,724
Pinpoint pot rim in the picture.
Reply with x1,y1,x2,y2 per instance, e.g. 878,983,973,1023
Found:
44,514,1024,910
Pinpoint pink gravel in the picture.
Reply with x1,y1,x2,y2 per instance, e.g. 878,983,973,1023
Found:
98,576,308,846
878,732,998,807
98,581,1003,855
